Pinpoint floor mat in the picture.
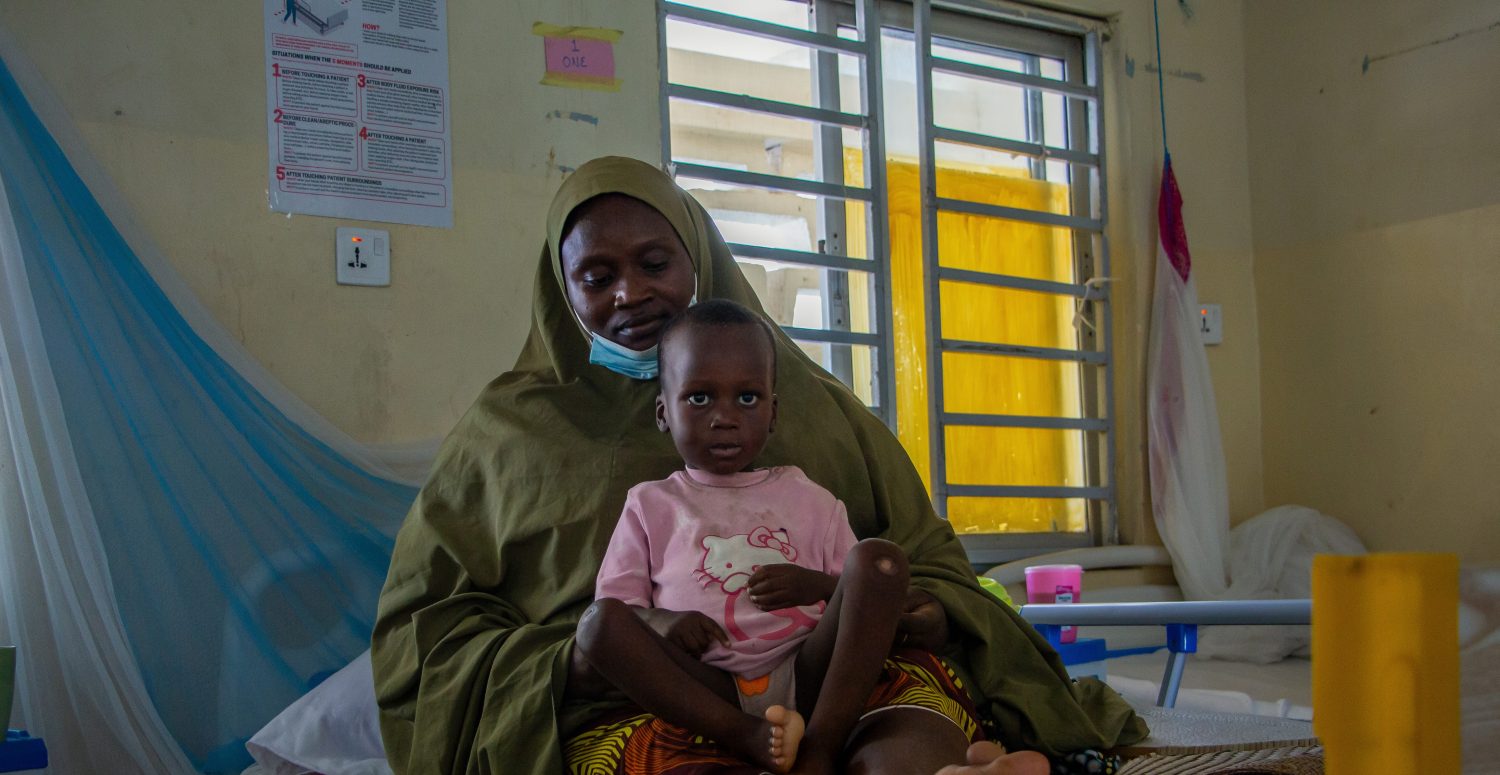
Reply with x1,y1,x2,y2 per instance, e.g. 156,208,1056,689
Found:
1117,745,1321,775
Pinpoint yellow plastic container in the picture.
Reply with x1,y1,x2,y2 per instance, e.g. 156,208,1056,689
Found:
1312,553,1459,775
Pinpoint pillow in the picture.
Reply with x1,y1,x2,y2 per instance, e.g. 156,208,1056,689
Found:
246,650,392,775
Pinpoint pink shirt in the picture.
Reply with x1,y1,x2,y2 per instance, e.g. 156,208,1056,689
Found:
595,466,858,678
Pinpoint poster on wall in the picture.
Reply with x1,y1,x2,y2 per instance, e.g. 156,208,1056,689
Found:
263,0,453,228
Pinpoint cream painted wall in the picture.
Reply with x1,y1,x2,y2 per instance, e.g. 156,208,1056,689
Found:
1,1,1270,544
1246,1,1500,561
10,0,1486,561
1060,0,1263,540
0,0,662,442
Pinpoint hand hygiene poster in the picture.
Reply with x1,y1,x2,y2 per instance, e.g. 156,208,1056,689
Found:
264,0,453,227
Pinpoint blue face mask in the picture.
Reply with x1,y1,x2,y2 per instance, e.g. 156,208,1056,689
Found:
588,334,660,380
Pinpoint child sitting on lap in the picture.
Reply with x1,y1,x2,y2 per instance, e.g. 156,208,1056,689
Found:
576,299,911,775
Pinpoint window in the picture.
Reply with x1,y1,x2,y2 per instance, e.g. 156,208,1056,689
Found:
660,0,1113,563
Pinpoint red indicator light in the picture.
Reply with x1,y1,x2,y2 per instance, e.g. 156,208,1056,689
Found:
351,237,364,242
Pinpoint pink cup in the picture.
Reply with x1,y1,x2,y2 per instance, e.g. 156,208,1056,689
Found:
1025,564,1083,643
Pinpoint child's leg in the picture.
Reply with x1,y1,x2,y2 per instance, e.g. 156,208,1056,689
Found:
791,538,909,773
575,598,803,772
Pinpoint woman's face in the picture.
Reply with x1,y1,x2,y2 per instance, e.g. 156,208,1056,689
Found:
560,194,697,351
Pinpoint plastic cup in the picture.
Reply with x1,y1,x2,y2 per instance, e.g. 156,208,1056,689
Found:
1024,564,1083,643
1313,554,1459,774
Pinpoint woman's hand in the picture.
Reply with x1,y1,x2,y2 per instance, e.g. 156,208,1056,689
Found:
638,608,728,656
896,588,949,652
747,564,837,610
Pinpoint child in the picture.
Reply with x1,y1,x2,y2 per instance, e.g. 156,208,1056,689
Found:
576,299,911,775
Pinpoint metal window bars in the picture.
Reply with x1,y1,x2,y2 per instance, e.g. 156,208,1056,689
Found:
659,0,1117,559
658,0,897,421
913,1,1116,563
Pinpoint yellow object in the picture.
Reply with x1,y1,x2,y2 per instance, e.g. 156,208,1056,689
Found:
538,73,621,92
844,152,1085,534
976,576,1019,610
1312,553,1460,775
529,23,623,43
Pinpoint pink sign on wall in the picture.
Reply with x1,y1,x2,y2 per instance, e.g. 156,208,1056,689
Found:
533,23,622,91
544,37,615,79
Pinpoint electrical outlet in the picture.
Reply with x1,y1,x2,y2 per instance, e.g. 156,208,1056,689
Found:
336,227,390,286
1199,303,1223,345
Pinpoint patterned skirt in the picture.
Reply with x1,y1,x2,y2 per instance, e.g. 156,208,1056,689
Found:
563,649,982,775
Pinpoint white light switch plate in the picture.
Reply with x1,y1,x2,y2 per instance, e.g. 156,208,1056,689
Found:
336,227,390,286
1199,303,1223,345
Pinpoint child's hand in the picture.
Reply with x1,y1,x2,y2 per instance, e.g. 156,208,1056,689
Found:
895,588,949,651
659,610,729,656
747,564,836,610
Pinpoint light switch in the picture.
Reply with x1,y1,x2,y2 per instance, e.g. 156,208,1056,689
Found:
336,227,390,286
1198,303,1223,345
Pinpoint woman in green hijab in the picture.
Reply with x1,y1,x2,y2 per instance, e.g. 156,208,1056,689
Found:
371,156,1145,775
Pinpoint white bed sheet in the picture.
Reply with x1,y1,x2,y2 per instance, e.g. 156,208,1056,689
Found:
243,650,390,775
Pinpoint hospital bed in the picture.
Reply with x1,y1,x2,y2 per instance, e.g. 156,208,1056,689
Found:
240,550,1500,774
236,650,1324,775
239,546,1326,775
1020,599,1312,709
984,546,1317,719
995,550,1500,772
288,0,348,35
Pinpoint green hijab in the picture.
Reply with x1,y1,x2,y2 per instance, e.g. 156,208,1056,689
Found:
371,156,1146,775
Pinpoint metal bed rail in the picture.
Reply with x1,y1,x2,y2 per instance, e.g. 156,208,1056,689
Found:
1020,599,1312,708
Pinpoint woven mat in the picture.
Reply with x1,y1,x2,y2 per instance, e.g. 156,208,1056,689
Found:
1116,745,1322,775
1112,707,1318,756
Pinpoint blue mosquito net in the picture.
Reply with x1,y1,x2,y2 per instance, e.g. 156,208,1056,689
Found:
0,57,420,772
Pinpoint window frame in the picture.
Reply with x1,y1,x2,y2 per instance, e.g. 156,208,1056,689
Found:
657,0,1116,564
658,0,898,418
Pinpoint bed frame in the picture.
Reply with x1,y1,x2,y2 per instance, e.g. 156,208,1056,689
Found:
984,546,1310,708
1020,599,1311,708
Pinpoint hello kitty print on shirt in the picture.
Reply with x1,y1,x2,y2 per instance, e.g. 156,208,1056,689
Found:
698,527,822,642
595,466,859,677
698,526,797,593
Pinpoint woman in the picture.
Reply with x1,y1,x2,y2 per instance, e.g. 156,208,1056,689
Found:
371,156,1145,775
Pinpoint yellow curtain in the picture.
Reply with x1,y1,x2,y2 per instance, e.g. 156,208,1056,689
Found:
845,154,1086,534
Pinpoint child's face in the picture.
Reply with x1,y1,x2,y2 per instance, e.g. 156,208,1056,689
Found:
656,323,777,475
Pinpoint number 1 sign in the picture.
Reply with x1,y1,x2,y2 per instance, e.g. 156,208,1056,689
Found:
532,23,621,92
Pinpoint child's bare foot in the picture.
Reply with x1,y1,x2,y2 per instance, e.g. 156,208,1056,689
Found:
762,705,805,773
